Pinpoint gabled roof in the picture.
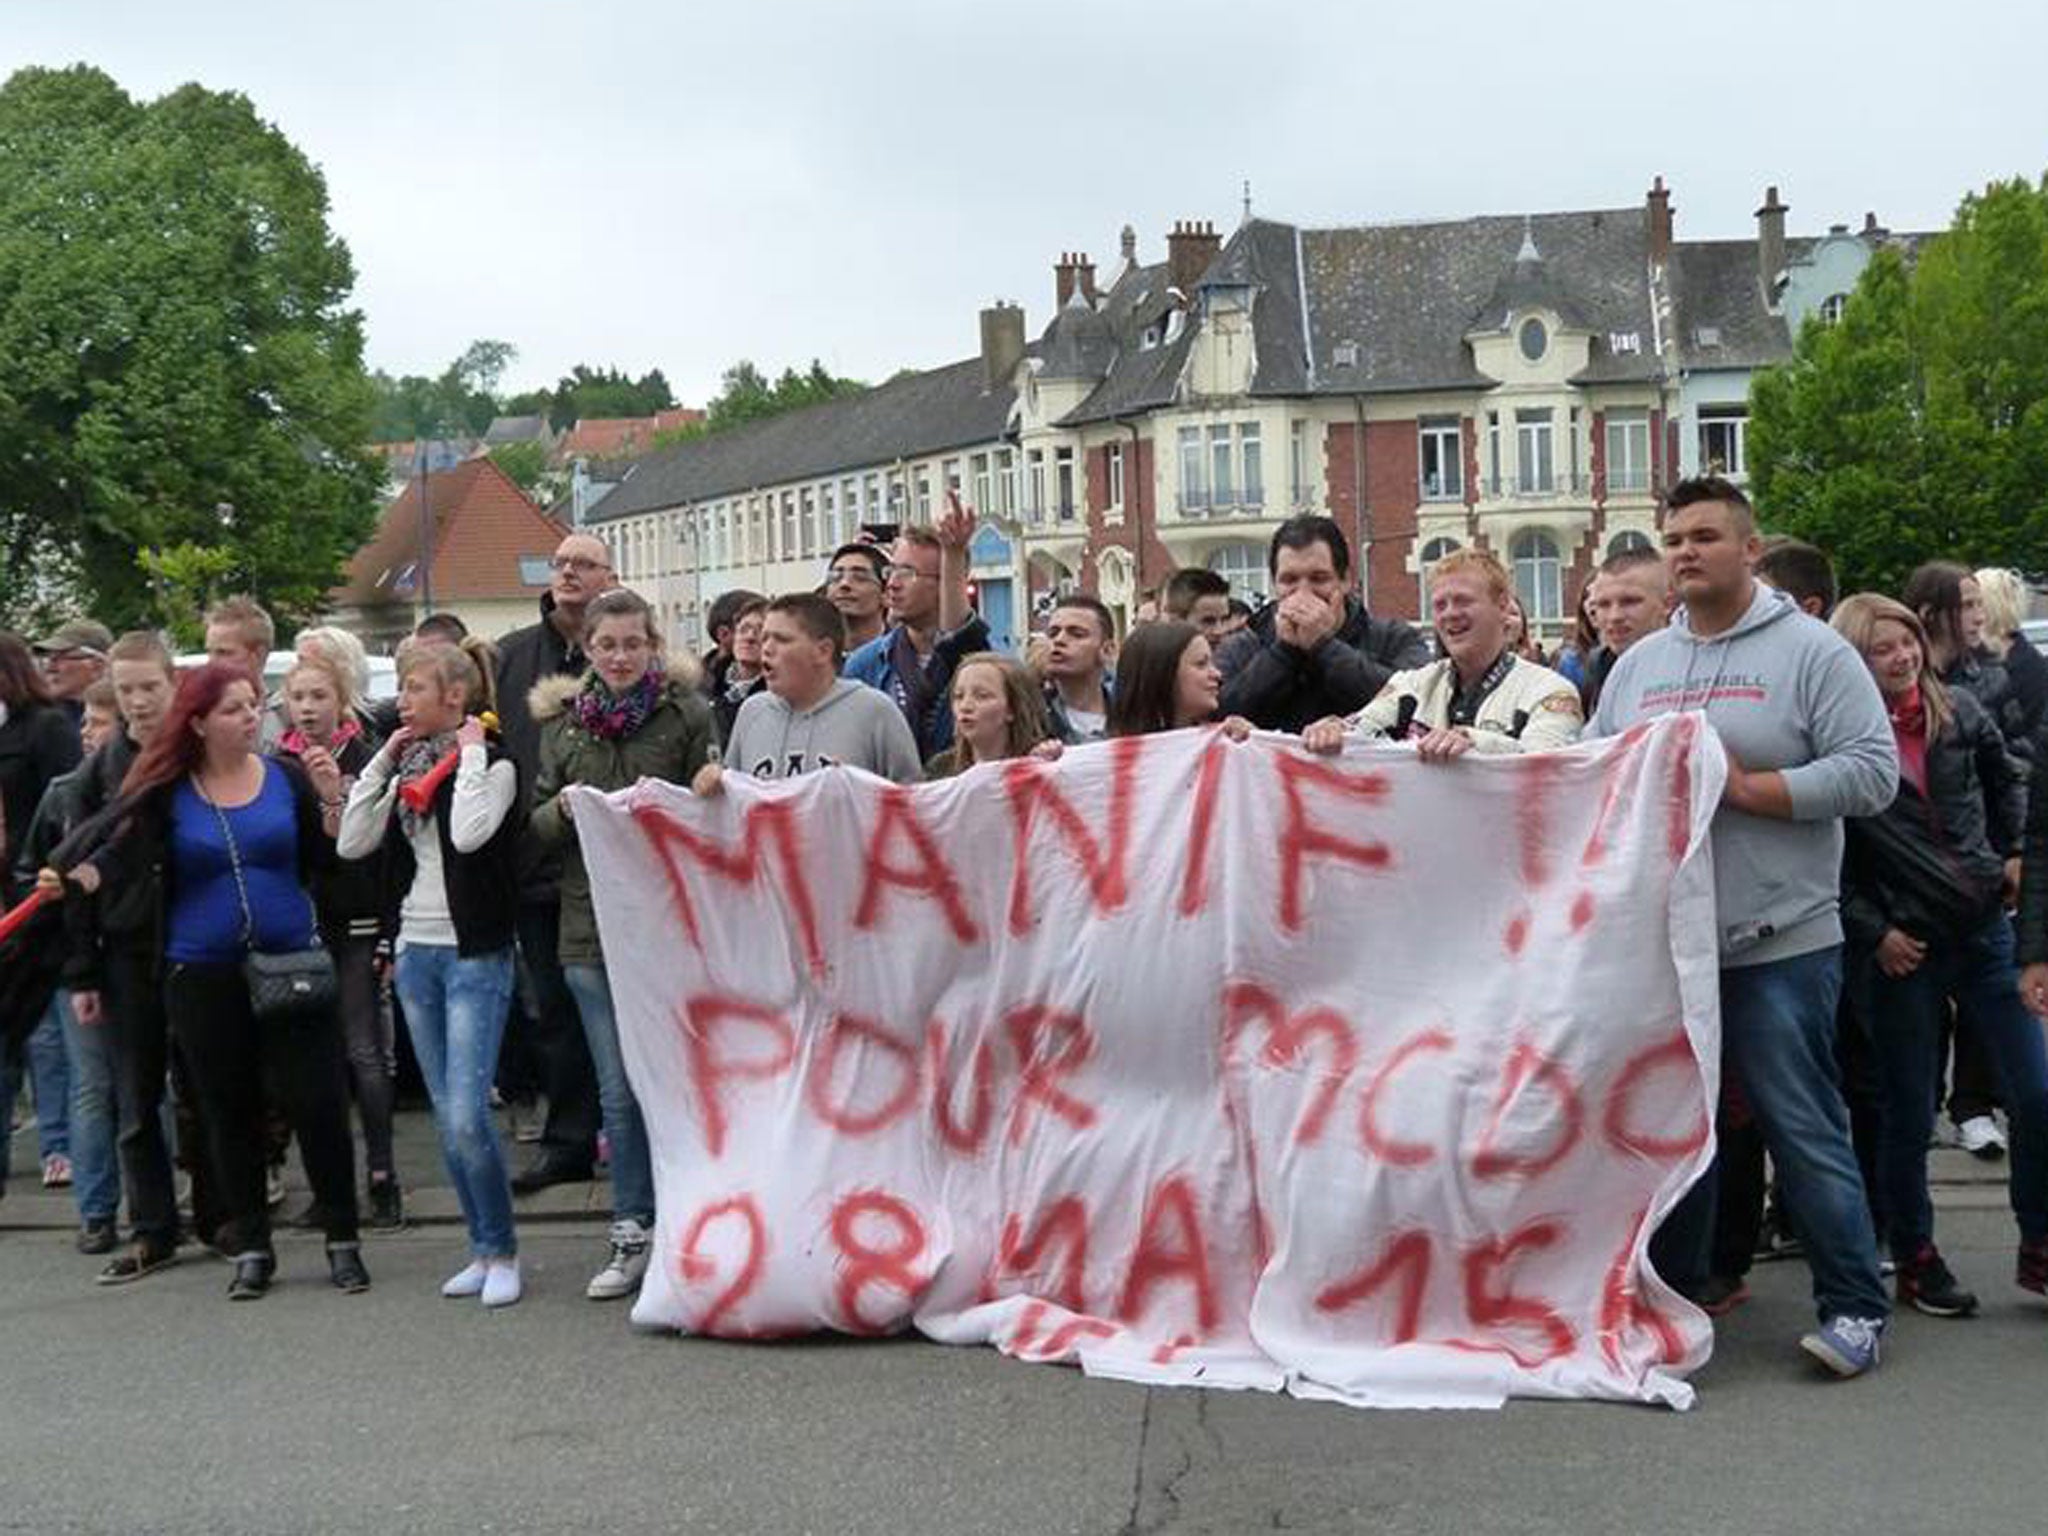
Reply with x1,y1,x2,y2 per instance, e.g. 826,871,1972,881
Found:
555,410,704,463
1053,256,1197,426
334,458,565,606
1298,206,1661,393
483,414,555,447
587,357,1017,524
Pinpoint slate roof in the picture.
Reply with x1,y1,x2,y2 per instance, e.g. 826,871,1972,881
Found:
1666,238,1813,370
335,458,565,605
587,357,1016,524
1051,258,1192,425
1297,206,1663,393
482,414,555,447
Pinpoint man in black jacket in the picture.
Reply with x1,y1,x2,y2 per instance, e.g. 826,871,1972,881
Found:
1216,516,1429,732
492,531,615,1192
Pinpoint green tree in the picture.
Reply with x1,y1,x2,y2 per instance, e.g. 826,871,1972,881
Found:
487,439,550,494
684,358,865,438
0,65,382,631
137,540,238,647
1750,175,2048,594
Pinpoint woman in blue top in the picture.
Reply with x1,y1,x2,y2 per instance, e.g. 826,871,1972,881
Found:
53,663,366,1300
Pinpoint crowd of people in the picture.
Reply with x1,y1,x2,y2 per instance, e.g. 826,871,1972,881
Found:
5,474,2047,1382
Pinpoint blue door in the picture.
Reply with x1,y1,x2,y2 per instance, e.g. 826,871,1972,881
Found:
978,578,1015,654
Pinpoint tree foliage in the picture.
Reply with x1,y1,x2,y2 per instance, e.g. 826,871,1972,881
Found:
0,65,382,632
1750,175,2048,594
368,338,516,441
652,359,867,449
486,439,550,494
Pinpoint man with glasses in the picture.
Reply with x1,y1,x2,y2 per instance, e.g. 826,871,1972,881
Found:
843,493,990,758
825,543,890,654
493,531,617,1196
33,621,113,732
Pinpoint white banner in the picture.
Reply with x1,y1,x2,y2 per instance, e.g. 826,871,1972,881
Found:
573,713,1725,1409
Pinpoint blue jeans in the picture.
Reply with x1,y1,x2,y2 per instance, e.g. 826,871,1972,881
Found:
396,944,518,1259
1,1003,71,1176
59,995,120,1222
564,964,655,1227
1657,946,1890,1322
1857,914,2048,1255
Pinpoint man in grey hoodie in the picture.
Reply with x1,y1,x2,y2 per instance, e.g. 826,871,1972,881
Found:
694,593,923,793
1591,477,1898,1379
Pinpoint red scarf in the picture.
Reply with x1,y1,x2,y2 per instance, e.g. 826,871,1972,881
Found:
1888,685,1928,796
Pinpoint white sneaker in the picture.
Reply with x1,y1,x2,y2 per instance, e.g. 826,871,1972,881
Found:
1957,1114,2008,1160
586,1218,652,1301
482,1258,522,1308
442,1260,489,1298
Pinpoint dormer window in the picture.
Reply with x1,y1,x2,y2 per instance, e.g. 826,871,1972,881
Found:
1141,325,1162,350
1331,341,1359,368
1519,317,1548,362
1820,293,1848,326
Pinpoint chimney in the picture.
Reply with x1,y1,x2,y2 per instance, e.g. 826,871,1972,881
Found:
1054,252,1079,310
1756,185,1788,298
979,301,1025,391
1646,176,1673,265
1120,224,1137,265
1862,210,1888,241
1076,253,1098,306
1167,219,1222,300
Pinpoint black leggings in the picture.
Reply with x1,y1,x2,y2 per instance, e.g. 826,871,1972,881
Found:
164,961,359,1254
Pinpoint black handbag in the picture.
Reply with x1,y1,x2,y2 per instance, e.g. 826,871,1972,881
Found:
199,774,338,1021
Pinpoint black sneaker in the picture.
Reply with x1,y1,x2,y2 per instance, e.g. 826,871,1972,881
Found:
98,1241,179,1286
1898,1245,1979,1318
76,1219,119,1256
367,1180,405,1232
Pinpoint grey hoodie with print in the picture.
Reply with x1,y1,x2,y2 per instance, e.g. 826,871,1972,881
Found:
724,678,924,785
1590,582,1898,967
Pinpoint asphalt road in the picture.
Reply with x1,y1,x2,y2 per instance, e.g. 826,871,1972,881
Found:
4,1198,2046,1536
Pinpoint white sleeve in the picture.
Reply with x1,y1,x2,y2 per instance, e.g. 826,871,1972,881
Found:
449,750,519,853
335,750,397,859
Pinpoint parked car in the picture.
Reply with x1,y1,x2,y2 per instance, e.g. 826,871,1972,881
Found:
176,649,399,701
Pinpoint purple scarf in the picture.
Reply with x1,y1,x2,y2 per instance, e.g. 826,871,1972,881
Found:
572,668,662,740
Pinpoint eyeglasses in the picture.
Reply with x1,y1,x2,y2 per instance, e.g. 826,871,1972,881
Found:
589,636,652,658
550,555,611,574
883,563,935,584
827,565,883,586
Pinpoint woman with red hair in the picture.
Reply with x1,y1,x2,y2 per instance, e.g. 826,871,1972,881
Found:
45,663,366,1299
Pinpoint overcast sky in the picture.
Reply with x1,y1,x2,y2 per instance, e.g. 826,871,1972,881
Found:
7,1,2044,407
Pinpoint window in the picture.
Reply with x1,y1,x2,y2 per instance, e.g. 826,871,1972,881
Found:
1178,426,1207,513
1699,406,1748,477
1108,443,1125,508
1290,420,1314,508
971,454,991,515
1026,450,1046,523
1605,410,1651,492
1240,424,1262,509
1486,412,1502,497
840,479,858,544
1419,534,1462,611
1511,529,1564,622
888,475,906,521
1519,317,1548,361
1820,293,1848,326
1209,425,1235,509
1608,529,1655,557
1055,447,1075,521
779,491,797,560
1207,542,1269,603
1569,407,1581,490
942,457,961,494
1516,408,1555,494
864,473,881,524
1419,418,1463,501
915,470,932,523
799,488,817,557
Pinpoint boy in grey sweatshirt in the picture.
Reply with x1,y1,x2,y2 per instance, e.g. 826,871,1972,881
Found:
696,593,923,791
1589,478,1896,1379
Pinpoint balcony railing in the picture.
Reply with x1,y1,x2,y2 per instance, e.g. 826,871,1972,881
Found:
1177,487,1266,518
